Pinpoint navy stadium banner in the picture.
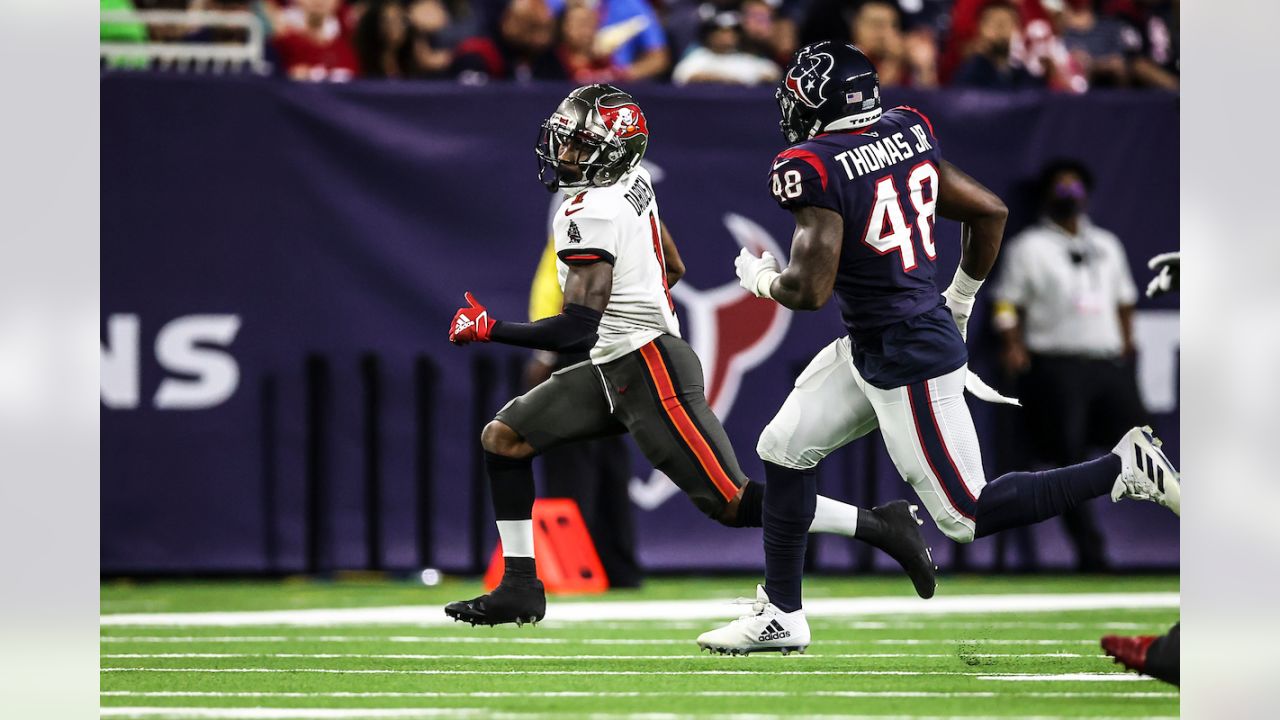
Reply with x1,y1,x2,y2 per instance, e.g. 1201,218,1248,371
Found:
101,75,1179,574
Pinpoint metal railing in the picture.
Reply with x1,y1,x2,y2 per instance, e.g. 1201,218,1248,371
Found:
101,9,268,75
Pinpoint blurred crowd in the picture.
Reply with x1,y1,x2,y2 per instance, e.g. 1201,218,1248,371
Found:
105,0,1178,91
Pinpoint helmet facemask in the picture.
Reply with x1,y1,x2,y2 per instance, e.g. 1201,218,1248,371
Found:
776,87,819,145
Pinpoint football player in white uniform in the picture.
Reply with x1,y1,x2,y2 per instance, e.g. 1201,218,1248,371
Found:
444,84,936,627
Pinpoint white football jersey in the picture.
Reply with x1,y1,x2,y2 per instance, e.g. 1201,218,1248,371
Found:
551,166,681,364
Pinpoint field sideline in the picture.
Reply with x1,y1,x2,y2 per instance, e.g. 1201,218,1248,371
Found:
101,575,1179,719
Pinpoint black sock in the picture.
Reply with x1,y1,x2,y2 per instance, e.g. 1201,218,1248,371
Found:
974,454,1120,539
762,462,816,613
485,451,535,521
729,481,764,528
502,556,537,582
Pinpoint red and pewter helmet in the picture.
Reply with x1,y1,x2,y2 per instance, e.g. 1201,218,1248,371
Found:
536,84,650,192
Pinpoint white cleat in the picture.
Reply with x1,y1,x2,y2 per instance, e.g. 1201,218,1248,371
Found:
1111,425,1180,516
695,585,810,656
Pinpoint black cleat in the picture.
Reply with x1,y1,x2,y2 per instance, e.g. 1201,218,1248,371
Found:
444,577,547,627
868,500,937,599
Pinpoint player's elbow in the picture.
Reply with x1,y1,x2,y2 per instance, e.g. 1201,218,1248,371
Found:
981,195,1008,224
666,259,685,287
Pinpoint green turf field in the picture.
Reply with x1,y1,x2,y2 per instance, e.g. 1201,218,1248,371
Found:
101,575,1179,719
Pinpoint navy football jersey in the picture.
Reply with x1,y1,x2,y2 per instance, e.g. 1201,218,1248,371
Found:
768,106,967,388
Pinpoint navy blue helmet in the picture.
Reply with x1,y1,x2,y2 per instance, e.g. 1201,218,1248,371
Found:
776,41,882,144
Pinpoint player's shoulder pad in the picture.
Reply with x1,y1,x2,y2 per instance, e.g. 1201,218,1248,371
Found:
888,105,936,138
554,186,623,224
553,190,620,267
768,142,831,193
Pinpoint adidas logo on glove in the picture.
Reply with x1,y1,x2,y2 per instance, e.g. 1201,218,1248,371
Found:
757,619,790,642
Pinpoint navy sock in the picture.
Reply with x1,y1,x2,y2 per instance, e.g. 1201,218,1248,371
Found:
762,462,817,613
974,454,1120,539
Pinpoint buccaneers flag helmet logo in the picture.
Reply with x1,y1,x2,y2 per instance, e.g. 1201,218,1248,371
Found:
599,101,648,139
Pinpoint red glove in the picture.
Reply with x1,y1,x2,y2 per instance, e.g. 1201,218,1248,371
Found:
449,292,494,345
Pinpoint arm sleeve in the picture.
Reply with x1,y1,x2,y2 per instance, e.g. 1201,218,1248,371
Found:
555,215,619,266
529,238,564,321
767,148,840,213
489,303,603,353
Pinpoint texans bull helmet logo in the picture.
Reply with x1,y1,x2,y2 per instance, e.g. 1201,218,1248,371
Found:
599,101,648,139
783,49,835,109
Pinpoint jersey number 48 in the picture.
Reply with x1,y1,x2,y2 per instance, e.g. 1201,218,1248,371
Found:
861,161,938,272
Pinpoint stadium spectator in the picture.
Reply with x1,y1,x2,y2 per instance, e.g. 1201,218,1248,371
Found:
952,1,1044,89
992,159,1146,572
739,0,798,65
940,0,1051,83
1116,0,1177,90
354,0,417,78
1021,0,1087,92
671,10,781,86
1060,0,1131,88
404,0,469,77
272,0,361,81
849,0,938,88
662,1,737,61
453,0,567,82
556,0,623,83
548,0,671,80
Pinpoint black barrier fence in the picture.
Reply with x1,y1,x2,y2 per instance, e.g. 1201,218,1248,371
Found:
254,352,522,576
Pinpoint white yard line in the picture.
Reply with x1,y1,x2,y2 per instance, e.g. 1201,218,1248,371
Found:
101,690,1177,700
99,710,1175,720
102,652,1099,660
100,592,1178,628
977,673,1156,682
99,635,1100,648
100,636,1099,646
100,667,1152,679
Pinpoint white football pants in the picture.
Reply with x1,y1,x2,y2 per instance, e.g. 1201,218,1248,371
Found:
757,336,987,543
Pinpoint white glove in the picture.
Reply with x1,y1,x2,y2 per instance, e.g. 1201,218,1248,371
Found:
943,292,974,341
942,268,984,341
1145,251,1179,298
735,248,781,299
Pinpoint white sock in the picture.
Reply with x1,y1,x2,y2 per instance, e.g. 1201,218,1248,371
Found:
809,496,860,536
497,520,535,558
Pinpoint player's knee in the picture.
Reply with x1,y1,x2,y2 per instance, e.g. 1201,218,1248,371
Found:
480,420,531,458
939,517,976,544
756,424,820,471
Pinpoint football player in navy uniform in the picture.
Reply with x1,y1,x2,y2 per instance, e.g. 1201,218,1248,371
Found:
697,42,1181,654
443,84,937,628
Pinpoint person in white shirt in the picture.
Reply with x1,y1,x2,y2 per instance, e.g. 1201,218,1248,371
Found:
672,10,780,87
993,158,1148,571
